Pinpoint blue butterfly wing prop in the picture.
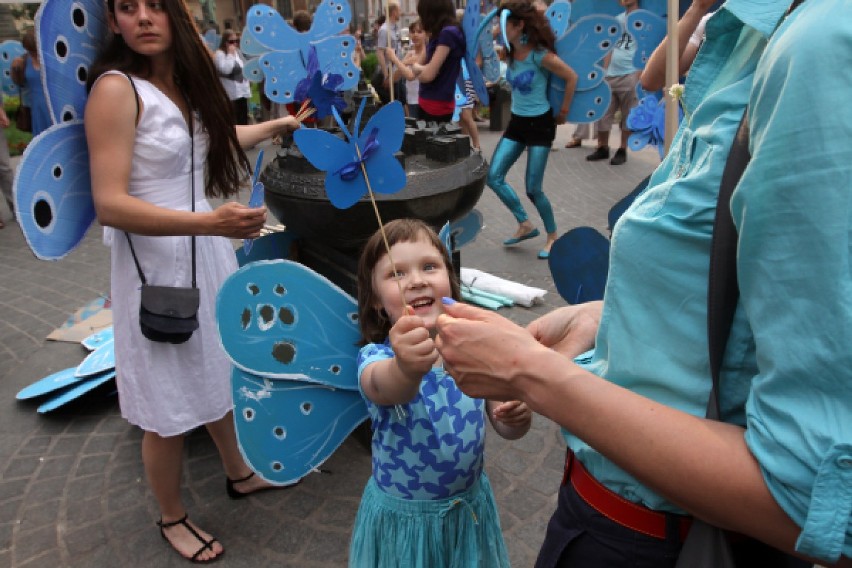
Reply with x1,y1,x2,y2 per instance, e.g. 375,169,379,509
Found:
232,368,367,484
549,77,611,123
461,0,488,105
246,4,303,52
310,34,360,92
36,0,108,123
0,40,26,97
13,121,96,260
259,50,309,103
240,29,270,57
452,83,465,123
554,15,621,92
545,0,572,40
216,260,362,388
627,9,666,70
357,101,405,195
243,57,265,83
442,209,483,252
294,127,362,208
570,0,622,20
203,29,221,53
548,227,610,305
243,151,266,255
307,0,351,39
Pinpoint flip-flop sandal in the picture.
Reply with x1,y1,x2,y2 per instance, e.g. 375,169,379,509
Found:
158,514,223,564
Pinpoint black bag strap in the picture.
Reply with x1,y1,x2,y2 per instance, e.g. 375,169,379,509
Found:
705,112,749,420
705,0,805,421
123,74,197,289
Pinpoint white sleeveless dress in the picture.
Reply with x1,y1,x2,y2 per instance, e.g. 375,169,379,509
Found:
101,71,236,436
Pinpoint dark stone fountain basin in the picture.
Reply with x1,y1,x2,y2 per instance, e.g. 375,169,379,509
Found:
263,148,487,251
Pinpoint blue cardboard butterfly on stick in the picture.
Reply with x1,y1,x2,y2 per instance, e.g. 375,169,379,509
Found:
241,0,359,104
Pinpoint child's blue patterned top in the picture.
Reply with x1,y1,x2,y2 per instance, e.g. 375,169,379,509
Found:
357,340,486,500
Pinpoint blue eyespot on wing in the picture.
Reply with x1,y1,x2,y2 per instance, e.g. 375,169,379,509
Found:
627,9,666,70
554,15,621,91
216,260,361,389
232,369,367,485
0,40,26,96
310,35,359,92
545,0,572,40
308,0,351,40
36,0,108,123
13,121,96,260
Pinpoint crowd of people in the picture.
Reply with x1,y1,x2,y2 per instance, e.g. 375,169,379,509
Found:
4,0,851,566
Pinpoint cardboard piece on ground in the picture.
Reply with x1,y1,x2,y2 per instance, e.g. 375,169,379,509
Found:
47,297,113,343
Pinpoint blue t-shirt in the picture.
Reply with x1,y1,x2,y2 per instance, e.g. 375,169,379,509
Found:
571,0,852,562
358,340,486,500
506,49,551,117
419,25,465,105
606,12,638,77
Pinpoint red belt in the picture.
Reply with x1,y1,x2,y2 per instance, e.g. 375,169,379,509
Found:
564,451,692,541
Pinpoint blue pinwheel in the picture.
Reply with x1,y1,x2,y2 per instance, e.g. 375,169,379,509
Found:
241,0,358,104
294,47,346,120
293,99,407,209
626,93,682,159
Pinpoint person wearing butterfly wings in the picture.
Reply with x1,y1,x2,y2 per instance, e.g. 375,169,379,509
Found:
84,0,300,563
349,219,532,568
487,1,577,260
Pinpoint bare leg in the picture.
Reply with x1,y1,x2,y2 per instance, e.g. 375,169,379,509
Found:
459,108,481,150
142,431,223,561
205,411,279,493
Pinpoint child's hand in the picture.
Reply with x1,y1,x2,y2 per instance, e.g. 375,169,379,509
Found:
390,309,439,381
491,400,532,429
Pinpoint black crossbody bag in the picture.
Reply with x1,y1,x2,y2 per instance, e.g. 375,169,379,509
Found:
124,75,200,344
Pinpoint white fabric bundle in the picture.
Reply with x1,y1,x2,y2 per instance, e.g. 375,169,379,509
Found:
460,268,547,308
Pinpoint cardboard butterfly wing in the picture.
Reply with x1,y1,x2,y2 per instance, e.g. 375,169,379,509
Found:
216,260,362,389
243,150,265,255
461,0,489,105
548,15,621,123
232,368,368,484
545,0,572,40
13,121,96,260
548,227,610,304
0,40,26,97
36,0,107,123
627,9,667,70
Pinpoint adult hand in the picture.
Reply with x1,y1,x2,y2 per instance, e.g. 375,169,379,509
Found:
436,301,547,401
527,301,602,359
210,201,267,239
390,310,439,380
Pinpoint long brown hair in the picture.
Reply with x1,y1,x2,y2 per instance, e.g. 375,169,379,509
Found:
501,0,555,63
417,0,458,38
357,219,461,345
88,0,248,199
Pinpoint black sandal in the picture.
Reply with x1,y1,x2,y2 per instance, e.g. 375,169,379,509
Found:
157,514,223,563
226,471,300,499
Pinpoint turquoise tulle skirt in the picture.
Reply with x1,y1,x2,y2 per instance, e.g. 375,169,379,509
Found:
349,472,511,568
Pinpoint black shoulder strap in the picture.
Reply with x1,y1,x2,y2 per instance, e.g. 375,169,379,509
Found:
706,112,749,420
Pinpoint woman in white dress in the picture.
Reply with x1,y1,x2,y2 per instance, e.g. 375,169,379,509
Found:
214,29,252,125
84,0,299,562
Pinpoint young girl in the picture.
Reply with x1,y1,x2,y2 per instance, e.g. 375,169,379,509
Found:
386,20,426,119
409,0,464,123
487,0,577,259
350,219,532,567
85,0,299,562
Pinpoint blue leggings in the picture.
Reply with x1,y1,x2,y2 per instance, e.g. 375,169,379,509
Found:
486,138,556,234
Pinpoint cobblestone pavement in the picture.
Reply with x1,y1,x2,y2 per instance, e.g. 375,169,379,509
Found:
0,124,658,567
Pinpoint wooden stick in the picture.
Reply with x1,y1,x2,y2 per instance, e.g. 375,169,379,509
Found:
355,143,405,311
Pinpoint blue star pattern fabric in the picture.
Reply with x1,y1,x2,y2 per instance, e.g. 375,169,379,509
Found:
358,341,486,500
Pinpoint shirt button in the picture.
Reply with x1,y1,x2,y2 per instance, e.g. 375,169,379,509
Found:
837,456,852,468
